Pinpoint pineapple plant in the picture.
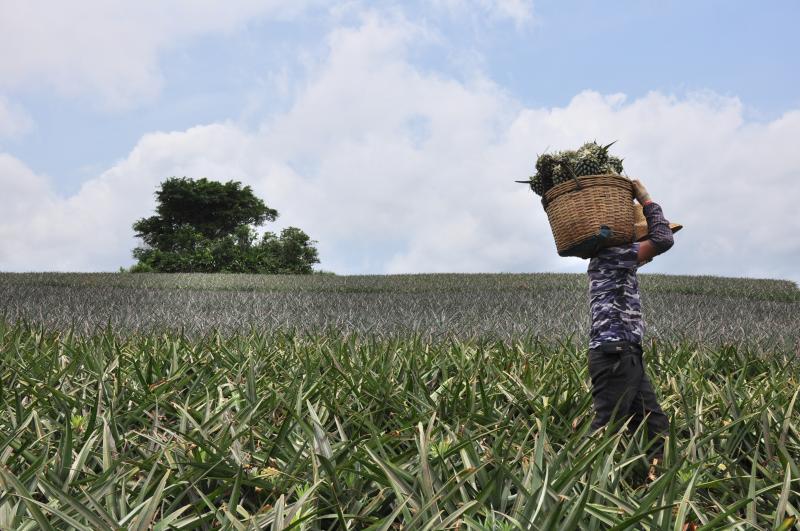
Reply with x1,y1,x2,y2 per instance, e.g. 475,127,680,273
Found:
530,174,545,195
574,152,601,176
608,155,624,174
551,162,568,185
518,140,625,197
534,153,555,191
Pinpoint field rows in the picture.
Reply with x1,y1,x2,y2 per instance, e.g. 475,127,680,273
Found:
0,273,798,528
1,273,798,350
1,324,799,529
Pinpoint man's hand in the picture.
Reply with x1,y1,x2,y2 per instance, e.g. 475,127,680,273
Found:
631,180,651,205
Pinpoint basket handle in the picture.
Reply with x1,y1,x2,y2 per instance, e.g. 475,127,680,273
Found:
566,163,583,190
541,164,583,210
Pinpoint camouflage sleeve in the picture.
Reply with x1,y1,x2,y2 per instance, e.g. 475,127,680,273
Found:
643,202,674,254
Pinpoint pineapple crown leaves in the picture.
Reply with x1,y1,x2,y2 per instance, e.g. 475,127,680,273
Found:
518,140,624,197
535,153,556,177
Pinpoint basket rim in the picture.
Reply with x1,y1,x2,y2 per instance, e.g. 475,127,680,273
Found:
543,173,632,204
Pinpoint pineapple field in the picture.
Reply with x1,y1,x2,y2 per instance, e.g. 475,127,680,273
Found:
0,272,798,529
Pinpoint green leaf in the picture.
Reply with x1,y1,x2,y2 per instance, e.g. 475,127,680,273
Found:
131,470,170,531
0,466,55,531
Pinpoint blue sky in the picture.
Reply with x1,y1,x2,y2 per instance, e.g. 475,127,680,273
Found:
1,0,798,280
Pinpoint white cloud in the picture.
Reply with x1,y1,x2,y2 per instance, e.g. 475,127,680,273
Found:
0,154,58,268
0,124,260,271
0,96,33,137
483,0,535,25
0,13,798,282
431,0,535,26
0,0,318,108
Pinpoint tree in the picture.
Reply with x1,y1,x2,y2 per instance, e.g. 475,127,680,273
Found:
257,227,321,274
131,177,319,273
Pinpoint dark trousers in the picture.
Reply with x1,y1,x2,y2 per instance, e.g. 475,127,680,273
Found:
588,341,669,459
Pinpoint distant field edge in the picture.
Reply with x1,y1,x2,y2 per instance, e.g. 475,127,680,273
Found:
0,272,797,301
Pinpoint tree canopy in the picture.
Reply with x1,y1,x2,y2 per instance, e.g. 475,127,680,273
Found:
131,177,319,273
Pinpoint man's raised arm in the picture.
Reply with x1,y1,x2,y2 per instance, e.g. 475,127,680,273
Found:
632,180,674,264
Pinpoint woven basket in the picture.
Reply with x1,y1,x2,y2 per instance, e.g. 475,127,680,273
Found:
542,174,634,258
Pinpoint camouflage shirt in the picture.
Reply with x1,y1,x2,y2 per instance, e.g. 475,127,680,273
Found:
587,202,673,350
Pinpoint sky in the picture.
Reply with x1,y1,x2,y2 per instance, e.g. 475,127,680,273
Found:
1,0,799,282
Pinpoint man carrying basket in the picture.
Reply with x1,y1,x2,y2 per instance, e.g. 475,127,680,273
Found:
586,179,678,479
